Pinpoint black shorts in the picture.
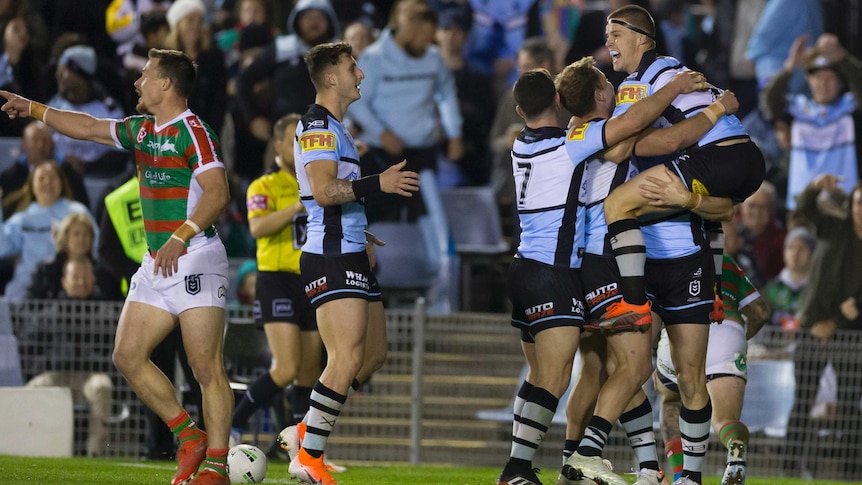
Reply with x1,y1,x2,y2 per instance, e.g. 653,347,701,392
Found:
645,250,714,325
507,257,586,342
300,251,382,308
254,271,317,331
666,139,765,204
580,254,622,321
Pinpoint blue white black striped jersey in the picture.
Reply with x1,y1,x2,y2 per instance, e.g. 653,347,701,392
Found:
613,51,748,146
512,125,584,268
295,104,367,256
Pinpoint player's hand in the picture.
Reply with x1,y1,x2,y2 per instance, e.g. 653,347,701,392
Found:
812,173,843,191
715,90,739,115
671,70,708,94
380,130,403,156
0,90,32,119
364,229,385,269
379,160,420,197
638,165,691,207
153,237,186,277
816,33,846,63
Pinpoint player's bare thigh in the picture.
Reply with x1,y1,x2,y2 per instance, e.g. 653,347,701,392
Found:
114,301,177,366
605,164,679,220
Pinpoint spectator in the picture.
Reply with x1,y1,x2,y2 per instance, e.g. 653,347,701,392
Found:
27,212,120,300
216,0,270,55
463,0,537,92
165,0,228,135
232,0,340,185
47,44,129,181
435,5,494,187
763,226,815,332
120,11,170,90
0,160,96,301
737,181,786,286
746,0,823,92
0,14,45,136
350,4,462,222
0,120,88,218
342,19,375,59
763,33,862,212
233,259,256,305
786,174,862,477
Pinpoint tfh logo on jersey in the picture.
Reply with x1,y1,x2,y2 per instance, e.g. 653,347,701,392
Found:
567,123,588,141
616,84,647,105
305,277,328,298
299,132,336,152
525,302,554,322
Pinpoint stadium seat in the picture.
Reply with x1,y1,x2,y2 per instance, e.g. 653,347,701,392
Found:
741,359,795,437
368,221,436,307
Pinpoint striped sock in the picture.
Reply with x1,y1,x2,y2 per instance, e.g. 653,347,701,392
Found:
719,421,749,463
665,437,684,482
563,439,580,461
202,448,229,476
620,397,660,471
510,386,558,463
608,219,647,305
167,410,202,443
577,416,613,457
680,400,712,484
302,381,346,458
512,381,534,441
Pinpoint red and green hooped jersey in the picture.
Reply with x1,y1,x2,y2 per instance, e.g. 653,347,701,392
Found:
720,254,760,323
111,110,223,251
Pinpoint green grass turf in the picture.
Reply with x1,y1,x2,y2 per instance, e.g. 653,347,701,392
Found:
0,456,855,485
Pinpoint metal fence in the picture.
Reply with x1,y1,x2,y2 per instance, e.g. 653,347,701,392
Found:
2,298,861,481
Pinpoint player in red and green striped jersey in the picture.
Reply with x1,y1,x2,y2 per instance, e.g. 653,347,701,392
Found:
2,48,233,485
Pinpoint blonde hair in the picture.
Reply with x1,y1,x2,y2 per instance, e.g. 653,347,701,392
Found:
4,160,74,215
54,212,95,253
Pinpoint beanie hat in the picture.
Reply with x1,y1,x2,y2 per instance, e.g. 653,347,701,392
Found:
58,45,97,77
167,0,206,29
785,227,816,253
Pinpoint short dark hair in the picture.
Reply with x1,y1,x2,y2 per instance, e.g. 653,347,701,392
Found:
513,69,556,120
555,56,602,117
148,48,197,98
140,11,168,38
305,42,353,89
274,113,303,140
607,5,657,40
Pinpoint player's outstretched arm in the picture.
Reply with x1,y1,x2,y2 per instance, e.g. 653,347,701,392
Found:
306,159,419,207
633,91,739,157
604,70,708,147
743,296,771,340
0,90,116,146
378,160,419,197
638,165,734,221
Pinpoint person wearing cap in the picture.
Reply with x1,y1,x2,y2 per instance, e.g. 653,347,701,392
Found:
785,173,862,476
1,48,234,485
762,33,862,212
165,0,227,136
763,226,815,332
48,44,127,173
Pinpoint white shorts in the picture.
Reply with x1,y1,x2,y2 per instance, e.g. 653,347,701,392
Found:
656,320,748,391
126,238,229,315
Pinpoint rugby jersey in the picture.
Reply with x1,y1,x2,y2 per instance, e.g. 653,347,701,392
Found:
246,168,306,273
295,104,366,256
111,110,221,251
513,125,584,268
719,254,760,323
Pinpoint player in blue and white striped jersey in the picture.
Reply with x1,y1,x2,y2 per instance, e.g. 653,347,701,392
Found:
498,64,709,485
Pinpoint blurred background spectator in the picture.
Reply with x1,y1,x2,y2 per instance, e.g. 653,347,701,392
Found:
737,181,786,287
763,226,816,333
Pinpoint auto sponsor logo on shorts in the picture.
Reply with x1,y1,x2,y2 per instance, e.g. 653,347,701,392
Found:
272,298,295,318
567,123,589,141
345,271,369,290
616,84,647,105
299,132,336,152
586,283,618,307
305,276,328,298
525,302,554,322
186,274,202,295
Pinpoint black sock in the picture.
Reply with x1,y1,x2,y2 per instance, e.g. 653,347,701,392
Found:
291,385,313,425
231,372,281,428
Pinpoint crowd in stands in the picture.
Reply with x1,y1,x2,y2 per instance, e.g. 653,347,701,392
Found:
1,0,862,473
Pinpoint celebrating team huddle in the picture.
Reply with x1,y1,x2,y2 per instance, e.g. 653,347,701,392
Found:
497,5,766,485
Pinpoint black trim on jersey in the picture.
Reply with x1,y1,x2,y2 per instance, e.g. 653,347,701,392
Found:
300,104,332,131
517,126,567,144
518,203,567,214
648,63,682,85
321,205,344,256
688,135,751,152
339,156,360,165
301,195,314,201
512,142,565,159
682,105,711,117
553,162,585,266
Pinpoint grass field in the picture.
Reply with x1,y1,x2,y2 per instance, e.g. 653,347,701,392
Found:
0,456,857,485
